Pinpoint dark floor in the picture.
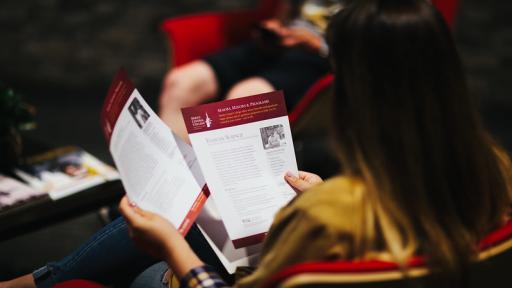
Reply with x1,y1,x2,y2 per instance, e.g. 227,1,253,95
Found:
1,0,512,281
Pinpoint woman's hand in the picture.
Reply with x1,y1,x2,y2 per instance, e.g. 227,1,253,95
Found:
261,19,324,53
285,171,323,193
119,196,178,259
119,196,203,278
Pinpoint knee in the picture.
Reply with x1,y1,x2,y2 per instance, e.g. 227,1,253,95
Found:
159,61,217,110
225,77,275,100
159,68,190,110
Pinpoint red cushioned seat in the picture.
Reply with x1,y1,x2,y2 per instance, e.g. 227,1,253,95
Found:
262,220,512,288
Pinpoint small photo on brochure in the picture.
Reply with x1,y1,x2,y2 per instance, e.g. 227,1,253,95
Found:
128,98,150,129
260,124,286,150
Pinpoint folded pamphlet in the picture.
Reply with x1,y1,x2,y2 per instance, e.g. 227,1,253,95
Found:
101,69,298,272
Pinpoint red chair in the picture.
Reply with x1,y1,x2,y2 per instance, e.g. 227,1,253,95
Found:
160,0,280,68
432,0,460,28
55,220,512,287
262,220,512,287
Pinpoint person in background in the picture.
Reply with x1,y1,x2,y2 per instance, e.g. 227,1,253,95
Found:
118,0,512,287
159,0,343,141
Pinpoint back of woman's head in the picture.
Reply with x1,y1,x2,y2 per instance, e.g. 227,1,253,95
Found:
327,0,511,278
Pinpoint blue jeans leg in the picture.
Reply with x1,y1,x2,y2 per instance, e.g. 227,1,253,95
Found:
32,217,157,288
129,262,169,288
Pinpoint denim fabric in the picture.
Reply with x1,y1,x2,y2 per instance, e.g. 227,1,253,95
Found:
32,217,157,288
129,262,169,288
32,217,234,287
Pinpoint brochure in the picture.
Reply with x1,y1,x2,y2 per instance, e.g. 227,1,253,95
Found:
182,91,298,248
101,70,298,272
173,132,263,273
14,146,119,200
101,69,208,234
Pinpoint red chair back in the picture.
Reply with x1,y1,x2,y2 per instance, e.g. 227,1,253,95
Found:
432,0,460,28
263,221,512,288
161,0,280,67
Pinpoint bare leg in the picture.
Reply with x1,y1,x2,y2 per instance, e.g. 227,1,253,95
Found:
0,274,35,288
159,60,218,143
225,77,275,100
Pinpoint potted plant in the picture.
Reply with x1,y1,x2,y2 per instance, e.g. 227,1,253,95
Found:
0,83,35,173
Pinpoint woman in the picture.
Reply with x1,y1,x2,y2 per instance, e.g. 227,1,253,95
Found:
3,0,511,287
118,0,512,287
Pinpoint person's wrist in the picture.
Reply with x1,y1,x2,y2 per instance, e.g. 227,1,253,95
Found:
163,235,204,278
162,230,185,259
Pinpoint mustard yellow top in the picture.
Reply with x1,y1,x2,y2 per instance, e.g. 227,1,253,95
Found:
236,176,389,288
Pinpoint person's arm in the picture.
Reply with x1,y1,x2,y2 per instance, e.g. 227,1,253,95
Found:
260,19,325,54
118,197,228,287
119,197,203,277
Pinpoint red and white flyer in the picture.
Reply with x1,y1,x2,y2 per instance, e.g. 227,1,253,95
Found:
182,91,299,248
101,69,208,235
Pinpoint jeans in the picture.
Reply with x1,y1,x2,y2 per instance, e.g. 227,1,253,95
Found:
32,217,158,287
32,217,233,287
129,262,169,288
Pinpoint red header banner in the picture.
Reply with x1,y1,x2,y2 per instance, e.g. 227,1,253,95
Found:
181,90,288,134
100,69,135,144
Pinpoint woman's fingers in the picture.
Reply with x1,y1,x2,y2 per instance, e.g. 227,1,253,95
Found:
119,196,133,220
285,171,312,192
298,171,324,184
119,196,146,229
284,171,324,193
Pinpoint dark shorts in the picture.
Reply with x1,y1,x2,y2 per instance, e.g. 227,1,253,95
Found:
203,41,330,110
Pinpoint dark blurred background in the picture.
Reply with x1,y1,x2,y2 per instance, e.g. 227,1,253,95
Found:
0,0,511,280
0,0,255,163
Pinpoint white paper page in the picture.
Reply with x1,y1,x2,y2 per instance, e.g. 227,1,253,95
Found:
175,135,263,272
189,117,297,244
109,90,202,229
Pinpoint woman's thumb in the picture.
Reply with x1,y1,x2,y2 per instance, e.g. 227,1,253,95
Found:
285,171,309,192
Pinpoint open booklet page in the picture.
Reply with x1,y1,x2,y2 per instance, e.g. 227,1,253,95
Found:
101,70,207,234
182,91,299,248
174,133,262,273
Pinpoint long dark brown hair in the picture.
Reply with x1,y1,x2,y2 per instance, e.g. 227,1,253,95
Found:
327,0,511,279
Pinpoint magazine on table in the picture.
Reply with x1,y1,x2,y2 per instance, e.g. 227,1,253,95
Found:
101,69,298,273
0,174,46,210
14,146,119,200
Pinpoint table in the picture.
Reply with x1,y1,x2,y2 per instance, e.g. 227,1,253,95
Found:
0,140,124,241
0,180,123,241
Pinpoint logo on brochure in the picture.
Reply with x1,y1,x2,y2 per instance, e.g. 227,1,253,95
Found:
190,113,213,130
205,113,212,128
